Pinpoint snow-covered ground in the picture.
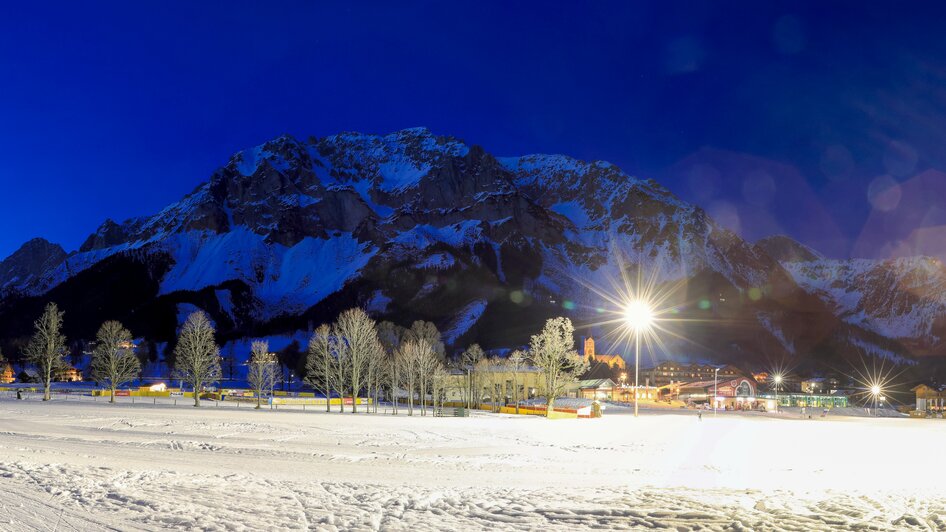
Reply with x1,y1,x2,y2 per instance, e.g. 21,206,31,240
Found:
0,397,943,531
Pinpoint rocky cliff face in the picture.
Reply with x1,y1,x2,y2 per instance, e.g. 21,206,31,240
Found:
783,255,946,355
0,238,67,295
755,235,824,263
0,129,930,368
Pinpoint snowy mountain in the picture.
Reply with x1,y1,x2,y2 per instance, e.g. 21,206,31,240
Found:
0,238,67,295
0,128,931,368
783,255,946,354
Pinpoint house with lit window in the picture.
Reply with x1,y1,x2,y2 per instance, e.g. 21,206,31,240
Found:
912,383,946,414
0,362,14,384
55,365,83,382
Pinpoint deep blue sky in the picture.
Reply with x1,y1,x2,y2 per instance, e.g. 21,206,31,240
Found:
3,1,946,260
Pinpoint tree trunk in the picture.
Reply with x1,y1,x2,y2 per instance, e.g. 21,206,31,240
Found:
194,386,201,407
110,386,116,404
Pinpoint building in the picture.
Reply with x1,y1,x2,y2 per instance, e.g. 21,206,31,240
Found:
760,392,849,409
0,363,14,384
568,379,658,402
443,366,545,405
571,379,618,400
800,377,840,394
676,376,760,409
912,384,946,413
55,365,83,382
643,361,743,387
582,337,626,370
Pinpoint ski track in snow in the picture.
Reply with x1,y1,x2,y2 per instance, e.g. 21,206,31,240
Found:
0,399,943,531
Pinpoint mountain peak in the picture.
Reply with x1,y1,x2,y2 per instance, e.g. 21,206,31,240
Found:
0,237,67,294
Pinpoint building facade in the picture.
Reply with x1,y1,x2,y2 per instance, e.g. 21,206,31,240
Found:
443,367,545,405
582,337,626,370
55,366,83,382
0,363,13,384
800,378,840,394
644,362,743,387
912,384,946,413
676,376,759,409
760,392,848,409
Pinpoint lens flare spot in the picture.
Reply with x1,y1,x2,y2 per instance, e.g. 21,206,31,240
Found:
867,175,902,212
748,287,763,301
698,299,712,310
562,300,576,310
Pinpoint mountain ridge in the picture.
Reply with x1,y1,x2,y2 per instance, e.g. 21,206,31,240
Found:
0,128,937,370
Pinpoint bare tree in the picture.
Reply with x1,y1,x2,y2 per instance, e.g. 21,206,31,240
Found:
25,303,68,401
461,344,484,408
305,324,339,412
415,342,441,416
405,321,444,361
377,321,404,414
334,308,384,413
397,340,433,416
173,311,221,407
90,321,140,403
432,365,451,414
530,317,587,417
247,340,281,409
508,349,528,414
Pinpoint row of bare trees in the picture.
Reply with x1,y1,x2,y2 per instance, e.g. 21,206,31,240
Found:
18,302,585,417
304,309,451,415
20,303,222,406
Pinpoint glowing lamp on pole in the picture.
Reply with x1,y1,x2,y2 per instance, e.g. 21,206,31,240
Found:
624,300,654,418
773,374,783,414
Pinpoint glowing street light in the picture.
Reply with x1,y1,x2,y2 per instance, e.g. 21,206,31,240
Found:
624,300,654,417
713,367,719,416
773,374,784,414
870,384,882,416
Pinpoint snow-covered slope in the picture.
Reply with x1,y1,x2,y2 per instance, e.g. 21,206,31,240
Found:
0,128,924,365
783,256,946,347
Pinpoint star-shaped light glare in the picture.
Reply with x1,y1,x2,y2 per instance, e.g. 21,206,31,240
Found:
624,300,655,332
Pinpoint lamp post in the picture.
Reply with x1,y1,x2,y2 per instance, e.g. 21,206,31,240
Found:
624,301,654,418
871,384,881,416
714,367,719,416
774,374,783,414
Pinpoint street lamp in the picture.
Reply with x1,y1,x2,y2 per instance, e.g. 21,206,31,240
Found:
773,374,783,414
714,367,719,416
870,384,881,416
624,300,654,417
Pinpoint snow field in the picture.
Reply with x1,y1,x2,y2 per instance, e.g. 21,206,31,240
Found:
0,399,943,531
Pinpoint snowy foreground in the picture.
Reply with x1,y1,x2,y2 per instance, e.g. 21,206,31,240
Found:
0,399,943,531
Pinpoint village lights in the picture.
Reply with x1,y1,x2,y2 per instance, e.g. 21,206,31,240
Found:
624,300,655,418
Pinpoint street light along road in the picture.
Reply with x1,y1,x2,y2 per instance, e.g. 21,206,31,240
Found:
624,300,654,418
